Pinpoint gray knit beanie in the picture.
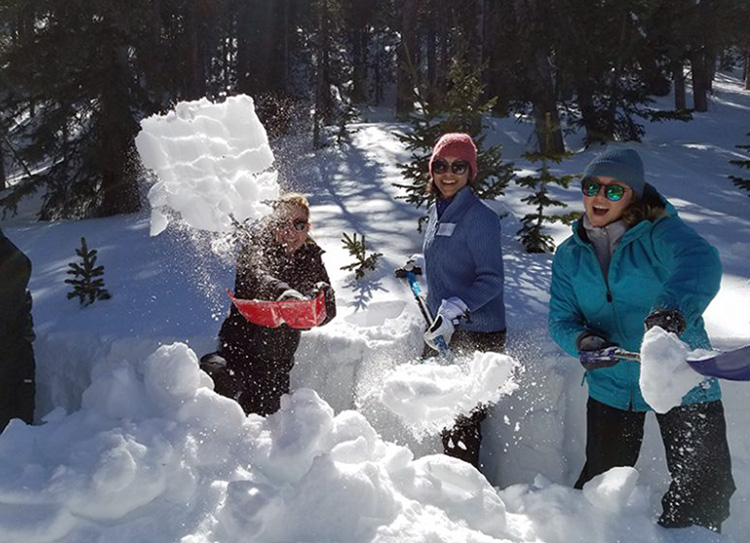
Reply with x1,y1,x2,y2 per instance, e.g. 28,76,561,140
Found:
582,147,646,197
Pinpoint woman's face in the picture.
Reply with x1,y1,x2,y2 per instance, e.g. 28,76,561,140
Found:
271,204,309,254
583,176,634,227
432,155,470,200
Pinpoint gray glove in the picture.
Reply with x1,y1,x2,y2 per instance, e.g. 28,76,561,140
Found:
277,289,307,301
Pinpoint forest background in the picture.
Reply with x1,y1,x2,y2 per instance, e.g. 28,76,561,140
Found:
2,0,750,225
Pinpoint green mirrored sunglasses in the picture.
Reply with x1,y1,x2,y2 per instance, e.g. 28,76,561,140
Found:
581,177,629,202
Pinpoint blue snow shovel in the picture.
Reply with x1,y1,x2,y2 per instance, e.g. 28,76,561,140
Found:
581,344,750,381
403,271,451,356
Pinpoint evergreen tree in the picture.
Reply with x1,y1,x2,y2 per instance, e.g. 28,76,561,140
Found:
395,57,514,229
555,0,660,143
65,237,111,306
340,232,382,279
515,114,578,253
729,134,750,197
0,0,152,219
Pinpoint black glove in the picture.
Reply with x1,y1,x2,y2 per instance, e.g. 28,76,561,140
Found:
200,352,227,376
306,280,326,295
577,331,615,352
644,309,686,335
394,254,423,278
577,331,619,370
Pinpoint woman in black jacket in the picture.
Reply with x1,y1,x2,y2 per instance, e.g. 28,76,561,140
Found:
202,193,336,416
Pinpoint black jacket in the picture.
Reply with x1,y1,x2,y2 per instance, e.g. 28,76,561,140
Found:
0,228,35,430
218,232,336,370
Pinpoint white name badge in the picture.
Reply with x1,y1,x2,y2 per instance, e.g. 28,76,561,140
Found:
436,222,456,237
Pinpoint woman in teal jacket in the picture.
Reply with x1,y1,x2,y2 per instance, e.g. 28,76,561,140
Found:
549,148,734,532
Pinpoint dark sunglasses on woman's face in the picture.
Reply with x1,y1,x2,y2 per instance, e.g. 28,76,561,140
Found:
581,177,629,202
273,218,308,231
432,159,470,176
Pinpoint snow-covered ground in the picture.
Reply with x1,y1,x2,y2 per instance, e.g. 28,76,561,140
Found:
1,71,749,542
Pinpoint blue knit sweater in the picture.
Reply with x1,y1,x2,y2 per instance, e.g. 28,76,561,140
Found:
423,187,506,333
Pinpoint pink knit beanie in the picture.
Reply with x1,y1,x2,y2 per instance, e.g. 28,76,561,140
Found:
429,133,478,180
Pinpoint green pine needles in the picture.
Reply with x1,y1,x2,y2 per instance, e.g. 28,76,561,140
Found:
65,237,111,306
340,232,382,280
516,114,580,253
729,134,750,197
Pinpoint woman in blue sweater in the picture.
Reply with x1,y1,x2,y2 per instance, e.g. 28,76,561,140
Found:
400,133,506,468
549,147,734,531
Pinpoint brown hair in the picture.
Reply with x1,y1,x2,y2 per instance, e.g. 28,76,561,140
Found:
622,186,668,227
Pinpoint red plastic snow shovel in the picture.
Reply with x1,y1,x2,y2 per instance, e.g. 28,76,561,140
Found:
227,290,327,329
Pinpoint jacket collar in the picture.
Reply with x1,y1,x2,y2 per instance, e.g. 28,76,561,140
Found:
432,186,477,222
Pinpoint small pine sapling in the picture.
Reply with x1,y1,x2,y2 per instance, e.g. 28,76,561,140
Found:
516,114,579,253
65,237,111,306
340,232,382,279
729,133,750,197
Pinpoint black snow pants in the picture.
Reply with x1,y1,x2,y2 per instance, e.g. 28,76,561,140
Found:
427,328,506,470
212,309,301,417
575,397,735,532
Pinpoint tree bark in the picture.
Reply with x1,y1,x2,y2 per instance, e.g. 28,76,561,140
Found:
672,60,686,110
513,0,564,154
691,49,709,112
0,139,6,192
313,0,333,148
96,41,141,217
396,0,418,116
470,0,484,68
351,27,368,103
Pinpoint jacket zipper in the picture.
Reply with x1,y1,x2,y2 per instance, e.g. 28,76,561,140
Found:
584,235,634,410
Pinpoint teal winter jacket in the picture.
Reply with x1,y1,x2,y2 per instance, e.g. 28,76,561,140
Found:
548,202,722,411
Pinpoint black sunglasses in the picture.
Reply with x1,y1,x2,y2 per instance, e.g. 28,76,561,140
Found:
581,177,629,202
273,218,308,231
432,159,470,176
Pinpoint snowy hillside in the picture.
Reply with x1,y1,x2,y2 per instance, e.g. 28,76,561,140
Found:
0,71,749,542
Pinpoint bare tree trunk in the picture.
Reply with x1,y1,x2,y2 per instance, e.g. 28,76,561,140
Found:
97,42,141,217
672,60,686,110
351,27,368,103
691,49,709,112
396,0,418,117
236,2,252,95
706,46,717,93
531,47,564,154
514,0,564,154
0,140,6,192
274,0,290,94
313,2,332,148
185,1,201,99
471,0,484,68
426,21,437,101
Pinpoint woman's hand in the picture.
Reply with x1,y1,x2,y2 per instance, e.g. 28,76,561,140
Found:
424,297,468,351
277,289,307,301
577,331,620,370
644,309,685,335
394,254,424,278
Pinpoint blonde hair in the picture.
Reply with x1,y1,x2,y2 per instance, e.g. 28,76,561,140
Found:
272,192,310,217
